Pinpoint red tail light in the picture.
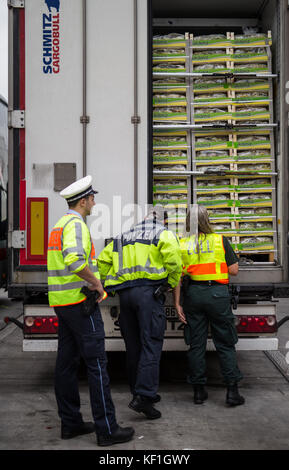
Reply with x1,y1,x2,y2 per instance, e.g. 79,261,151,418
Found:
235,315,277,334
24,316,58,334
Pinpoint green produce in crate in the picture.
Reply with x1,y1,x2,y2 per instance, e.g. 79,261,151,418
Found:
196,179,231,188
232,107,270,120
194,108,231,121
232,48,268,61
237,193,272,207
153,136,187,148
233,63,269,72
192,49,229,62
153,63,186,72
234,91,268,100
239,222,273,231
236,178,272,188
232,79,269,91
153,33,185,47
235,150,271,161
234,135,270,149
192,34,229,46
153,151,187,165
153,106,187,121
153,94,187,107
153,48,186,57
194,63,229,73
232,33,271,46
154,165,186,172
208,208,233,218
195,136,229,150
193,78,228,91
196,165,230,172
238,236,274,251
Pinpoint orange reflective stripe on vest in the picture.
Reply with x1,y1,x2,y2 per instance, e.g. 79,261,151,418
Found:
48,227,63,251
187,262,228,276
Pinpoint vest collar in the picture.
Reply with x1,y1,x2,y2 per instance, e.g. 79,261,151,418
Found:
66,209,84,221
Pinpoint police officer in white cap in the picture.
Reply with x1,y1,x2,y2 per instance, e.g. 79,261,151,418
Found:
47,176,134,446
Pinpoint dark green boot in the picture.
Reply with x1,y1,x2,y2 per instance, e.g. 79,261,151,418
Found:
193,385,208,404
226,384,245,406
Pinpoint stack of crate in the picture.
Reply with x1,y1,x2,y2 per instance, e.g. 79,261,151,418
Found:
152,33,190,233
152,31,276,260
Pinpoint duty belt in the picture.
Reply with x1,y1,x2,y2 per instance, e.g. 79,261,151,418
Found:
189,280,221,286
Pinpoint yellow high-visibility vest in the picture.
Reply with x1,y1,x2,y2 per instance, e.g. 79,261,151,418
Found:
180,233,229,284
97,219,183,289
47,213,100,306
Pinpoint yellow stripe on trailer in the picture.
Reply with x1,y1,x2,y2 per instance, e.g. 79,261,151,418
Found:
30,200,45,256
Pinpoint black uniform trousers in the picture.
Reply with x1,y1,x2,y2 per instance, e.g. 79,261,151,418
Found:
118,285,166,399
182,283,243,386
54,302,118,436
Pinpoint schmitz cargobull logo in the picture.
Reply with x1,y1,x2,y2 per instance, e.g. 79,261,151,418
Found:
42,0,61,74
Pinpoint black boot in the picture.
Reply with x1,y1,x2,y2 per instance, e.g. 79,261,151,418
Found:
226,383,245,406
150,394,161,404
129,394,161,419
97,425,135,447
193,385,208,405
61,421,95,440
132,393,161,404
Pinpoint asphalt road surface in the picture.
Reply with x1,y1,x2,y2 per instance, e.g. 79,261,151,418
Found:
1,290,289,452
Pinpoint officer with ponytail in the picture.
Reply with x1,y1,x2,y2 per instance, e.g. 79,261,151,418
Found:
173,205,245,407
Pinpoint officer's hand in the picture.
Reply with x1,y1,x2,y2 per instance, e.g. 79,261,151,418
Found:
88,281,105,303
175,305,187,324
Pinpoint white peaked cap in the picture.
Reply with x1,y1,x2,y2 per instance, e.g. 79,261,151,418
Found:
60,175,98,203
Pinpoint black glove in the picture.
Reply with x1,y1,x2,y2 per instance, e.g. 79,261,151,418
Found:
80,286,100,317
153,282,169,302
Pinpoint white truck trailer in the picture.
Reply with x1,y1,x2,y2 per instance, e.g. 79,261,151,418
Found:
0,94,8,288
6,0,289,351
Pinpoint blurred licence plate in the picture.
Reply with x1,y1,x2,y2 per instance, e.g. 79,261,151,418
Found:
164,306,184,332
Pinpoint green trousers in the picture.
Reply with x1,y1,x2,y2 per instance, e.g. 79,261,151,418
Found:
182,283,243,386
